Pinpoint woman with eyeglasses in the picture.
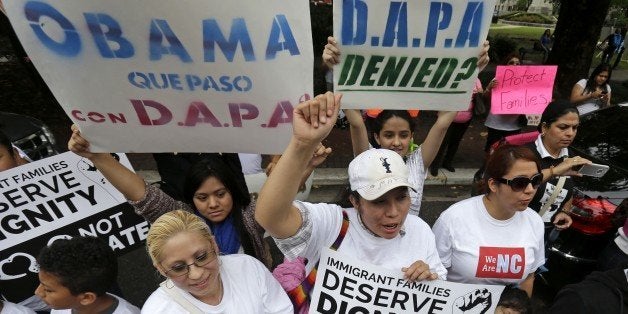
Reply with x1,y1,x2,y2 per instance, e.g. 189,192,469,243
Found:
569,63,612,116
524,100,591,232
142,210,292,313
322,37,490,216
432,145,545,296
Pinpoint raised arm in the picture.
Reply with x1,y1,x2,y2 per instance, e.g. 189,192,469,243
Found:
420,111,456,169
344,109,369,156
68,125,146,201
256,92,341,238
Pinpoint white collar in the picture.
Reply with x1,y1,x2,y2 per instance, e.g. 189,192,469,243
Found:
534,135,568,159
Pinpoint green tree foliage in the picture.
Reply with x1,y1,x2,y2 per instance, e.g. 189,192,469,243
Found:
548,0,612,98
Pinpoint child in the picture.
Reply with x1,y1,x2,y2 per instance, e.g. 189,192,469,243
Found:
35,236,139,314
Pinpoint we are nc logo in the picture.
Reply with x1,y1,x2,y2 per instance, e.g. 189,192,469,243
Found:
475,247,525,279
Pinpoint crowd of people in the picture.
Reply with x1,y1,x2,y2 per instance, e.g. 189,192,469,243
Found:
1,10,627,314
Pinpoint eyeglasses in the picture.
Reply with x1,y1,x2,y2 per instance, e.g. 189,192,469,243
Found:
163,250,217,278
493,173,543,192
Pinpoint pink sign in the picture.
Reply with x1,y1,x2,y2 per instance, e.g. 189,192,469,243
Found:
491,65,557,114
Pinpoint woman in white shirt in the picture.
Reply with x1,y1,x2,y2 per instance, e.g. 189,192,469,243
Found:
570,63,612,115
142,210,292,314
433,145,545,297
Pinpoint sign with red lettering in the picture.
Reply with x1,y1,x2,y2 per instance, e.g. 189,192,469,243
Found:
475,247,525,279
491,65,557,114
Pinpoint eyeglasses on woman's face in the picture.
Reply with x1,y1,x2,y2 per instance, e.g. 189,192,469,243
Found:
163,250,217,278
493,173,543,192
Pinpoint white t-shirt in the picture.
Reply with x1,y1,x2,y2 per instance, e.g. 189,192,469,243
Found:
51,294,139,314
141,255,292,314
432,196,545,286
406,147,427,216
238,153,263,175
575,79,611,115
1,302,36,314
283,202,447,279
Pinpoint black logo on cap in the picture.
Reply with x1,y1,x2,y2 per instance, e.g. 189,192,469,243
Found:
380,157,391,173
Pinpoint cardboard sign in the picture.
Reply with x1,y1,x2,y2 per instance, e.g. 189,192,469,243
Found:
0,152,145,304
491,65,557,114
4,0,313,153
310,248,504,313
333,0,496,110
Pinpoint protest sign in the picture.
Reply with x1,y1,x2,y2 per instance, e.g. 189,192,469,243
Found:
3,0,312,153
310,248,504,314
0,152,146,304
491,65,557,114
333,0,496,110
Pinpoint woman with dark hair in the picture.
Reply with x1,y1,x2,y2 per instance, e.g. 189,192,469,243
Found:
525,100,591,232
432,145,545,297
0,130,28,171
570,63,612,115
539,29,552,63
67,125,317,268
482,53,525,152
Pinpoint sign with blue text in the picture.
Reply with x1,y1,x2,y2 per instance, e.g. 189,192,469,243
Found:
4,0,313,153
333,0,496,110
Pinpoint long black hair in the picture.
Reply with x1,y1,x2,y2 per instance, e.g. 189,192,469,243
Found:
368,110,418,148
584,63,612,93
182,158,255,258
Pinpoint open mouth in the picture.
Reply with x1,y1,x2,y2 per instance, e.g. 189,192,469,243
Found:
382,223,399,233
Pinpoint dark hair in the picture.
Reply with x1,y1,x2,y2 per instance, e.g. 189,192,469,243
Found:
484,145,541,187
497,285,532,313
370,110,417,148
585,63,612,93
182,159,255,258
37,237,116,296
0,130,15,157
502,52,521,65
538,99,579,132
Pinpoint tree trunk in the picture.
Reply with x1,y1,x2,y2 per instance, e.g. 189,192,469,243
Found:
548,0,612,98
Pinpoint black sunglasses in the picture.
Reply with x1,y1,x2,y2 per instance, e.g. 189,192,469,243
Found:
493,173,543,192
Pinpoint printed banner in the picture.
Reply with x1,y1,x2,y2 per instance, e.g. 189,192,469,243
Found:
310,248,505,314
333,0,496,110
0,152,146,303
491,65,557,114
4,0,313,153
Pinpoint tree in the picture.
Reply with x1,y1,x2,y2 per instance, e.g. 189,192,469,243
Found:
547,0,612,98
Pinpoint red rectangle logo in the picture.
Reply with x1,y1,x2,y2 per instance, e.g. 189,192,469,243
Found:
475,247,525,279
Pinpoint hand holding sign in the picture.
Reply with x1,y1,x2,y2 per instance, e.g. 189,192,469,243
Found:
402,260,439,282
490,66,557,114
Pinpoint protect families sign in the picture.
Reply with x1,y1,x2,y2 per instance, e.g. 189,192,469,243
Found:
310,248,505,313
491,65,557,114
0,152,146,304
333,0,496,110
4,0,313,153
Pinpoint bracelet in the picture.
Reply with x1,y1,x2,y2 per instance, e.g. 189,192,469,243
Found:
549,165,555,178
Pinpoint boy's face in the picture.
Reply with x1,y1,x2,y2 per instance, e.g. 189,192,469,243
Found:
35,270,82,310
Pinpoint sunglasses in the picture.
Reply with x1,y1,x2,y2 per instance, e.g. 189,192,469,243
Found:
365,109,420,118
493,173,543,192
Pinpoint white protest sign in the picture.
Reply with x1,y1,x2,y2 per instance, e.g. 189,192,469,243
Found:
310,248,504,314
4,0,312,153
0,152,146,303
333,0,496,110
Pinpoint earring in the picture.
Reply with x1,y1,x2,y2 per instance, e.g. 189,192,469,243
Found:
165,279,174,289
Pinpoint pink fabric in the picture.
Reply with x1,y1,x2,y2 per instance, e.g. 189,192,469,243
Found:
454,78,483,123
272,257,308,314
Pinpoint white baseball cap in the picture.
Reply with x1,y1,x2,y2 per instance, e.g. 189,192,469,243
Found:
348,149,412,201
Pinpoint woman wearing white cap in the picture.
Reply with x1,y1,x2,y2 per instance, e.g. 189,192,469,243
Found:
255,92,446,312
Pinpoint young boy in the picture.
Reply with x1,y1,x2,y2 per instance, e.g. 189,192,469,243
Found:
35,236,139,314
